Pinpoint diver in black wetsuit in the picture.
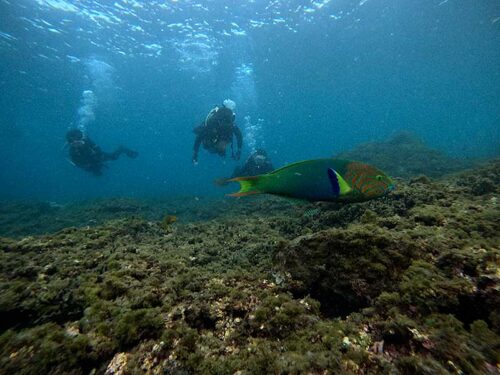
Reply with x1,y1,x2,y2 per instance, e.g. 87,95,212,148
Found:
66,129,138,176
192,99,243,164
232,148,274,177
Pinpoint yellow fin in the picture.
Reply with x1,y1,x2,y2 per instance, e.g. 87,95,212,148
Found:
335,171,352,195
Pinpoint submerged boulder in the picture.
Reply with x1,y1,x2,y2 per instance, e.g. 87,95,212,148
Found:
273,224,422,317
336,131,472,178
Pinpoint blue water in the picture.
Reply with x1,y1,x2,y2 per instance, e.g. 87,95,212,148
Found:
0,0,498,201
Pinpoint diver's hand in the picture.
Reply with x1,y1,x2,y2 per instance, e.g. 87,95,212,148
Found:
192,155,198,165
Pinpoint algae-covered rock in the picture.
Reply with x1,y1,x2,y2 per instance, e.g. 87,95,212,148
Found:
336,131,473,178
0,158,498,374
0,323,95,374
273,224,423,316
399,260,473,314
454,158,500,196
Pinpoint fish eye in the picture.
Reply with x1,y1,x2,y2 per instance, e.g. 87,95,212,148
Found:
376,175,383,181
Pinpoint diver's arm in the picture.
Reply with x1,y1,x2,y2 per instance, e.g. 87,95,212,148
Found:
193,134,202,163
90,143,106,161
233,126,243,159
102,149,122,161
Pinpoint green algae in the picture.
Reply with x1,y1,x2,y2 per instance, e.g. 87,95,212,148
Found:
399,260,473,314
0,159,498,374
0,323,94,375
274,224,423,317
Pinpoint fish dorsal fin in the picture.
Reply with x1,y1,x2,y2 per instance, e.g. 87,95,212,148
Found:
327,168,352,196
267,158,332,175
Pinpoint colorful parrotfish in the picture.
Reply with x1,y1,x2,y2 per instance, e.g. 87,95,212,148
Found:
224,158,395,202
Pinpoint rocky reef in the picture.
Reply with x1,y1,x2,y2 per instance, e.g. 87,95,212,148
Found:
0,197,260,239
336,131,474,178
0,159,498,374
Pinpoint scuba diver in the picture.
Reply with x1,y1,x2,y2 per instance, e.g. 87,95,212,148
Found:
232,148,274,177
65,128,138,176
192,99,243,164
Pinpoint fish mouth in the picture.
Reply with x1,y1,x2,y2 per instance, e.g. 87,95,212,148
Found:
388,184,396,192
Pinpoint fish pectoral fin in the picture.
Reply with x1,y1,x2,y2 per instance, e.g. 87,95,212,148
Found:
327,168,352,196
327,168,340,197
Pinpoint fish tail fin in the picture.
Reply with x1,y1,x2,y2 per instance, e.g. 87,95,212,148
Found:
225,176,263,197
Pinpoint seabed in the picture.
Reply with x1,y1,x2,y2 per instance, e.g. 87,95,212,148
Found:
0,141,499,374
